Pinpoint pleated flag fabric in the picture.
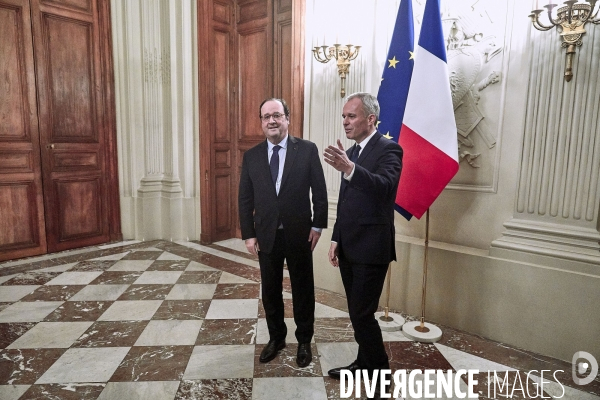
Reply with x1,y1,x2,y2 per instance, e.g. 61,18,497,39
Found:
378,0,459,220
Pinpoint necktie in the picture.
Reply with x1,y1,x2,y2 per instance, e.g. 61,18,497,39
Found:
270,145,281,186
350,144,361,163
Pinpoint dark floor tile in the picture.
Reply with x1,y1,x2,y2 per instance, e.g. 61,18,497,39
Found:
20,285,86,302
213,284,260,299
177,271,222,284
110,345,194,382
0,348,66,384
176,378,253,400
152,300,211,320
21,383,105,399
121,251,162,260
195,319,257,345
117,284,172,300
258,299,294,318
44,301,113,322
147,260,190,271
69,261,117,272
1,272,62,286
0,323,37,348
72,321,149,347
387,341,454,371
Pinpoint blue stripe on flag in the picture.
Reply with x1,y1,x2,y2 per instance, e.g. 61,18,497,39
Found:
418,0,447,62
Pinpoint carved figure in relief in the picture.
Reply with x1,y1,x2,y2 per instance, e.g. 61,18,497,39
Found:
439,3,503,168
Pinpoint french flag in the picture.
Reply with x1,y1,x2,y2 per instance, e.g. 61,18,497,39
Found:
378,0,458,220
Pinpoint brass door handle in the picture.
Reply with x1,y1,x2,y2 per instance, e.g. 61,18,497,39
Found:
46,144,55,149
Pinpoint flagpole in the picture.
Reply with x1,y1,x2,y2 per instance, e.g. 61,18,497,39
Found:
376,262,405,332
401,209,442,342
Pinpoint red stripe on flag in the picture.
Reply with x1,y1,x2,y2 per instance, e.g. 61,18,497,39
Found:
396,125,458,219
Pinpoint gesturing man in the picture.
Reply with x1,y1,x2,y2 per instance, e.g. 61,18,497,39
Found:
238,98,328,368
323,92,402,392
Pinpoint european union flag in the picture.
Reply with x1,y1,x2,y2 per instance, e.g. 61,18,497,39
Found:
376,0,415,220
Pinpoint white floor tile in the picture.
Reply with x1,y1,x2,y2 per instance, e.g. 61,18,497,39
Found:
183,345,255,379
97,300,163,321
316,342,359,377
45,271,103,285
0,301,63,323
314,303,350,318
0,385,30,400
107,260,154,271
133,271,183,285
134,320,203,346
218,271,255,284
166,284,217,300
0,286,40,302
184,261,218,271
205,299,258,319
68,284,130,301
36,347,130,383
7,321,93,349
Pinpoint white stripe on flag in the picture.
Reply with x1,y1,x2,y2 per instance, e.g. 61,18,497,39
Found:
402,47,458,162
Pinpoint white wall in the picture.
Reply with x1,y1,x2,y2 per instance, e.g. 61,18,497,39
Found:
305,0,600,362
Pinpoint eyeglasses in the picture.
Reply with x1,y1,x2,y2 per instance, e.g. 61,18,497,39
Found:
261,113,285,122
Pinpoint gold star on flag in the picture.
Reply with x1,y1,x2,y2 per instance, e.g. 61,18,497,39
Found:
388,56,399,68
376,120,382,128
409,51,415,60
383,132,393,140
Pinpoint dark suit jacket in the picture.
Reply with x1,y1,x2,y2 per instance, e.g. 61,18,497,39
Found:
332,132,402,265
238,135,328,254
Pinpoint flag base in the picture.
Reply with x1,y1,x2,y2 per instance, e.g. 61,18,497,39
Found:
375,311,405,332
402,320,442,342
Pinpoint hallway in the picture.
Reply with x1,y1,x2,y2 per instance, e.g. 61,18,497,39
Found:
0,240,598,399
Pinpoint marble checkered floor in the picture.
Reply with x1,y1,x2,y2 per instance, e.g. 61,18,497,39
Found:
0,239,598,400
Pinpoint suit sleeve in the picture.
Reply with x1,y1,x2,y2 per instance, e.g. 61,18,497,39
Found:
238,152,256,240
309,143,328,229
348,142,402,200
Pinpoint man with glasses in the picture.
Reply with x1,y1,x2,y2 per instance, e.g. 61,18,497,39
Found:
239,98,328,368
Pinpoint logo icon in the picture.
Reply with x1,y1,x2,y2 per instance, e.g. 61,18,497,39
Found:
572,351,598,386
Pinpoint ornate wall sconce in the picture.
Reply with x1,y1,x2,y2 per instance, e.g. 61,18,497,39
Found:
312,44,361,97
529,0,599,82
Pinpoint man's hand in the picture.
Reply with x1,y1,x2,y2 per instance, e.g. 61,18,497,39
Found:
324,139,354,175
245,238,259,256
308,229,321,252
328,242,339,267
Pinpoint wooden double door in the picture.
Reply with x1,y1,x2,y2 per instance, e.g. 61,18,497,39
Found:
0,0,120,262
199,0,305,243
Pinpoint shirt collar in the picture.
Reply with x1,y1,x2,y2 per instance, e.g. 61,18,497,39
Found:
356,130,377,149
268,134,288,151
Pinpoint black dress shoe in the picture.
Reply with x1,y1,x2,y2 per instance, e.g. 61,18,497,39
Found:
327,361,362,380
296,342,312,367
259,340,286,363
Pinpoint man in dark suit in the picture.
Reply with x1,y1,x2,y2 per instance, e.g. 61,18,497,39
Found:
238,98,328,368
323,92,402,390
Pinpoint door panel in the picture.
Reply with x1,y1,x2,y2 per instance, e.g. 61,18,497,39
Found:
31,0,110,252
0,0,47,260
199,0,300,243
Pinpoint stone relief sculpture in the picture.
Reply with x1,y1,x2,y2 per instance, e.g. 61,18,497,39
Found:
443,12,502,168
